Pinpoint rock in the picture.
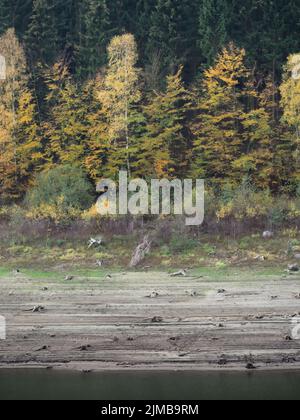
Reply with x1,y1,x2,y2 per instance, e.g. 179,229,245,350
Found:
262,231,274,239
294,254,300,260
65,275,74,281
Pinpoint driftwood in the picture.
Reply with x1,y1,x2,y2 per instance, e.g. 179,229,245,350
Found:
129,235,152,268
88,237,103,249
170,269,187,277
23,306,45,313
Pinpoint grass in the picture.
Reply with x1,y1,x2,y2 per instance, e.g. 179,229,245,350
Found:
0,264,292,285
0,230,298,276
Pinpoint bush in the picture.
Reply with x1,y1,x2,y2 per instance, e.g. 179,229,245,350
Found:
216,182,273,221
25,165,95,220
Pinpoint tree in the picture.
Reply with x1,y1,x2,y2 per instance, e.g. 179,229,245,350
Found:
25,164,95,212
141,66,191,179
0,0,32,37
43,62,90,168
279,54,300,187
77,0,111,79
147,0,199,79
25,0,59,65
15,89,43,194
230,0,300,79
0,28,28,200
99,33,141,177
198,0,230,66
84,76,110,181
191,43,272,188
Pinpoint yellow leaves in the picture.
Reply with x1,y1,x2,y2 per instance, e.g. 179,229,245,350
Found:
217,189,273,221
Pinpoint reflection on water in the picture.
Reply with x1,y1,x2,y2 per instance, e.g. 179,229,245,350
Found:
0,369,300,400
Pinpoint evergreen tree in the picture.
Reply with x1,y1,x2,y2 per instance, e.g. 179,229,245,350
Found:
141,66,191,179
26,0,59,64
15,89,43,193
84,76,110,181
147,0,199,78
77,0,110,79
43,63,89,168
0,0,32,37
191,43,272,188
279,54,300,188
198,0,230,66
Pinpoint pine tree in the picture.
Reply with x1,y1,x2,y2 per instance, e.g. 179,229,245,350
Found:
0,0,32,36
0,0,13,34
198,0,230,66
77,0,110,79
25,0,59,64
99,34,142,178
141,66,191,179
230,0,300,78
147,0,199,78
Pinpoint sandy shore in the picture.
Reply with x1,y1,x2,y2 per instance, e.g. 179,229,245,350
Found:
0,270,300,371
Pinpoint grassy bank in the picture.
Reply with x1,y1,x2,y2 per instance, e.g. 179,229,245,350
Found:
0,229,299,272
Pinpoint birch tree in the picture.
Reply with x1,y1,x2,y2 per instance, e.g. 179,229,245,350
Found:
99,33,141,177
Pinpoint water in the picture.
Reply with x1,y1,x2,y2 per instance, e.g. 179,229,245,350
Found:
0,369,300,400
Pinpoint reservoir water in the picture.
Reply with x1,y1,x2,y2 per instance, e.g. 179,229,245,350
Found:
0,369,300,400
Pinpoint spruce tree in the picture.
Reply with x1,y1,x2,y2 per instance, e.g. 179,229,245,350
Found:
141,66,191,179
191,43,272,188
198,0,230,66
43,63,89,168
77,0,111,79
147,0,199,78
26,0,59,64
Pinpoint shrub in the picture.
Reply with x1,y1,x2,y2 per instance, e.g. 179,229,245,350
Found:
216,182,273,221
25,165,95,221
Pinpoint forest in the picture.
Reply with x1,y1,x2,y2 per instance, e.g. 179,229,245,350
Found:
0,0,299,220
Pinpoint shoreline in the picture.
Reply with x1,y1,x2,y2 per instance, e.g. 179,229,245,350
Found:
1,269,300,373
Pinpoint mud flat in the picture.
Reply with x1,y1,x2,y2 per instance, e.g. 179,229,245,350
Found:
0,270,300,371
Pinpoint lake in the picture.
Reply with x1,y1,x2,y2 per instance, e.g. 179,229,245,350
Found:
0,369,300,400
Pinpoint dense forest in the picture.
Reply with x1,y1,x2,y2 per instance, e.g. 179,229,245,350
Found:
0,0,299,207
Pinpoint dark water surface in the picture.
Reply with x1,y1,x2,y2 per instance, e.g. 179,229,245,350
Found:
0,369,300,400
